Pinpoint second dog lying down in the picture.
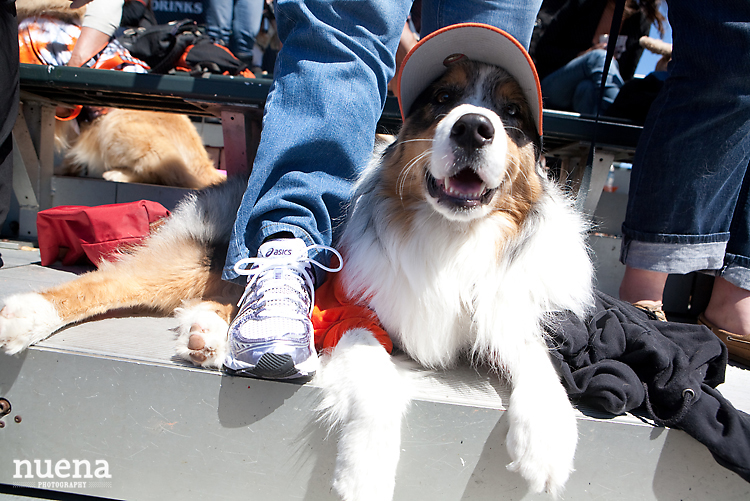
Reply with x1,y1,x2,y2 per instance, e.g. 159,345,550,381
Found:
59,109,226,189
0,24,593,499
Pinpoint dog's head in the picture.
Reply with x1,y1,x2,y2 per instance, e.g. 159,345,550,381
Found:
386,24,544,225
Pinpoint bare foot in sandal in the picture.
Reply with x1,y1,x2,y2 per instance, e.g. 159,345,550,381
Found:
703,277,750,338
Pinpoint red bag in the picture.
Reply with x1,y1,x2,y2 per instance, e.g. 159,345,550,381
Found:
37,201,170,267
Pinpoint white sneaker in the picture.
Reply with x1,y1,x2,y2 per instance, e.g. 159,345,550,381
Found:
223,238,342,380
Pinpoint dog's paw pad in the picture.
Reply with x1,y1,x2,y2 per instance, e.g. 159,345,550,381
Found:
174,304,229,369
187,330,209,364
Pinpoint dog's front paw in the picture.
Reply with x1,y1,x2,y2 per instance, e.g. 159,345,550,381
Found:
506,384,578,498
174,302,229,368
0,293,63,355
316,329,413,501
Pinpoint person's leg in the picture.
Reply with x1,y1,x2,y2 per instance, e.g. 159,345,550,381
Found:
203,0,233,46
619,266,668,304
420,0,542,48
574,55,623,114
703,154,750,336
620,0,750,330
704,277,750,337
221,0,412,378
229,0,264,64
619,265,669,320
541,49,623,114
223,0,412,286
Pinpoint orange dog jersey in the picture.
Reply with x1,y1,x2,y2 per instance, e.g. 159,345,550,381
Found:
312,273,393,354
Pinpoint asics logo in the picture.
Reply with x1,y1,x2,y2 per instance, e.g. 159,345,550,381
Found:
265,248,293,257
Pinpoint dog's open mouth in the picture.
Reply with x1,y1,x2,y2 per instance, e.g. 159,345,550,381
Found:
426,168,497,208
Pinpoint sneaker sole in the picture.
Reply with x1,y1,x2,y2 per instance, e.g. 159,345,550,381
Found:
224,353,316,380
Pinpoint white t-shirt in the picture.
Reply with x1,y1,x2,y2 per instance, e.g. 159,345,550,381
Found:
82,0,125,37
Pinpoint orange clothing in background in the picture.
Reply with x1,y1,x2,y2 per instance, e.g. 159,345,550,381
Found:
18,16,149,72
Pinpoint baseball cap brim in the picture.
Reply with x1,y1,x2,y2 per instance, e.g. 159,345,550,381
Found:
396,23,543,135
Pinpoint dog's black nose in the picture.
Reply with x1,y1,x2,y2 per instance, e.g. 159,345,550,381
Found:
450,113,495,149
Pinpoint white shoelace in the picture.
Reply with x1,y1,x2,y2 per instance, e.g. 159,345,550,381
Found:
233,244,343,318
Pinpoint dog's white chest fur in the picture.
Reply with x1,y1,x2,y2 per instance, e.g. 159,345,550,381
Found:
340,174,592,371
342,209,499,367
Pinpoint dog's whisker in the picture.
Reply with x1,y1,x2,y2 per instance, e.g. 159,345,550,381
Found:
397,149,431,199
398,138,433,145
503,125,526,135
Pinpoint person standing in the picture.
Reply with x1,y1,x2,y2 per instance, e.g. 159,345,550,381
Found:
203,0,264,66
619,0,750,366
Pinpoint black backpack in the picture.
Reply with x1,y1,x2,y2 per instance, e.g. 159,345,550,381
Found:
116,19,201,74
178,38,250,77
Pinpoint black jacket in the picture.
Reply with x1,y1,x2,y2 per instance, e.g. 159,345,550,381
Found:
546,291,750,483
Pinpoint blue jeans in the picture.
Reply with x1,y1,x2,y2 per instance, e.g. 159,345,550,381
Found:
541,49,624,115
223,0,543,284
204,0,264,63
621,0,750,291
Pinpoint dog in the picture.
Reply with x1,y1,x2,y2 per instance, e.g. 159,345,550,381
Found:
17,0,225,190
0,24,593,499
58,108,226,190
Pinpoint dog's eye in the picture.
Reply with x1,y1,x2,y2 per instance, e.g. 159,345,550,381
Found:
504,103,520,118
434,90,455,105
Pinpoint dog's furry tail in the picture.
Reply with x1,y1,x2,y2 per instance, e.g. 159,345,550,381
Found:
315,328,413,501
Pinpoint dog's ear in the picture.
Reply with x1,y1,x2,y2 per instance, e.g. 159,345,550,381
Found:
373,134,398,161
534,135,543,162
383,138,399,156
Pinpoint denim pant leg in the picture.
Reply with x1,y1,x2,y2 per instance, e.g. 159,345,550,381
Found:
541,49,623,115
223,0,413,284
205,0,263,59
229,0,264,62
204,0,233,45
621,0,750,291
420,0,543,48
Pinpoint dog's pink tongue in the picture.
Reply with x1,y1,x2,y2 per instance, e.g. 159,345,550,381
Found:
445,169,484,196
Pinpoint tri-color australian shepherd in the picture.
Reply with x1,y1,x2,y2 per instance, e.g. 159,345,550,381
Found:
0,27,593,500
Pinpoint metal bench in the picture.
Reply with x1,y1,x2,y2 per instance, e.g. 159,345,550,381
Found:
14,64,642,237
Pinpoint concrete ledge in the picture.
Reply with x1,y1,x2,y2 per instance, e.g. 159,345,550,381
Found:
1,248,748,500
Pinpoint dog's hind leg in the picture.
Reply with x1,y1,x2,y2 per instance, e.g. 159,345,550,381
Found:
315,328,413,501
0,235,239,356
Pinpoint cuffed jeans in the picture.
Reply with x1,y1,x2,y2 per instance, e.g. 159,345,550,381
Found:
204,0,264,63
621,0,750,291
541,49,624,115
223,0,543,285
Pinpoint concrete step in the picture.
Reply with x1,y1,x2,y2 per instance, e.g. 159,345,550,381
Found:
0,246,748,500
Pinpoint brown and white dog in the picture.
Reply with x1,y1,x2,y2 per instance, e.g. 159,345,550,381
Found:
0,24,593,499
58,109,226,189
17,0,224,189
